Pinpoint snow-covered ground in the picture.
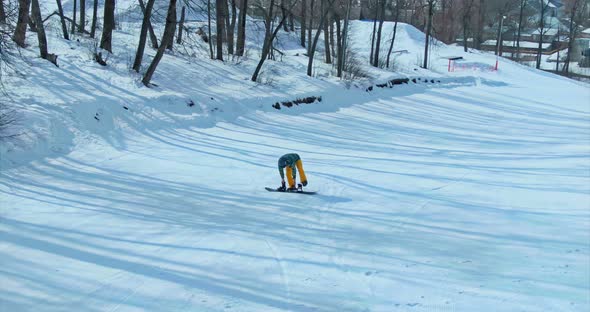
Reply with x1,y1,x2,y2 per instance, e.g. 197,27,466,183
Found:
1,3,589,311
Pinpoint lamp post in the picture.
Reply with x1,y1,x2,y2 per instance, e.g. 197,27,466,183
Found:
495,15,507,70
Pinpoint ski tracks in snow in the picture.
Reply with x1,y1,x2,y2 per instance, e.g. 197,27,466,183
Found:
263,239,293,309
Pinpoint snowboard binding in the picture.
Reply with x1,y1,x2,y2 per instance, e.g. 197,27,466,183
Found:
277,182,304,192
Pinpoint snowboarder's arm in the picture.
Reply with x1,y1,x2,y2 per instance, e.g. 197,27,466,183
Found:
278,165,285,179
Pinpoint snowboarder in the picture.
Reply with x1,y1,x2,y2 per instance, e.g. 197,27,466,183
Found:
277,153,308,191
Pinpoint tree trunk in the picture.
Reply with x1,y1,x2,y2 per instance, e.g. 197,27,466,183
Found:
90,0,98,38
0,0,6,25
227,0,236,54
555,26,560,71
323,2,331,64
339,0,352,78
79,0,85,33
373,0,385,67
535,0,546,69
463,17,468,52
133,0,155,72
31,0,57,65
167,5,176,50
335,13,342,77
216,0,226,60
515,0,525,60
208,0,214,59
300,0,306,47
13,0,30,48
138,0,159,49
563,0,580,74
177,6,185,44
386,4,400,68
461,0,473,53
236,0,247,56
307,0,334,76
100,0,115,52
423,0,433,69
282,4,289,31
142,0,177,86
329,12,336,59
475,0,485,49
71,0,76,34
56,0,70,40
252,0,287,81
307,0,315,54
369,6,377,65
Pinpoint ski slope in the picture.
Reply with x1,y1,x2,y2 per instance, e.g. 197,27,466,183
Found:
1,8,590,311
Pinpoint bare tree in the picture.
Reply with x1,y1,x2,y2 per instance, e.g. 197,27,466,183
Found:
334,10,343,72
307,0,335,76
281,2,289,31
386,0,401,67
138,0,159,48
322,0,331,64
423,0,435,68
71,0,76,34
177,5,186,44
515,0,526,59
142,0,178,86
475,0,485,49
251,0,294,81
13,0,30,48
208,0,214,58
489,0,517,56
216,0,227,60
338,0,352,77
166,3,176,49
227,0,237,54
289,2,295,31
437,0,457,43
100,0,115,53
90,0,98,37
56,0,70,40
535,0,549,69
307,0,314,53
236,0,248,56
0,0,6,24
79,0,85,33
372,0,386,67
300,0,306,47
31,0,57,65
369,0,377,65
564,0,588,73
133,0,155,72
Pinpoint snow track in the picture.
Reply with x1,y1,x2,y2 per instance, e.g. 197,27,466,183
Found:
2,76,589,311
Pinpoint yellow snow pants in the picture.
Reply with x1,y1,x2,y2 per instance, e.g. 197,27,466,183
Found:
286,160,307,188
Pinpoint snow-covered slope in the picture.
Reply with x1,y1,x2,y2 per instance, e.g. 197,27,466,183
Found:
1,7,589,312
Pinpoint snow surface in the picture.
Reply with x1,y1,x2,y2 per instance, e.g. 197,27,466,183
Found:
1,5,589,312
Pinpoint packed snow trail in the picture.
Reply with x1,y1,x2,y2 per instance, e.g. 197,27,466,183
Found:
1,75,589,311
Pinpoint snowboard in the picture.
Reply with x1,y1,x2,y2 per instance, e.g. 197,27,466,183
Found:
265,187,317,195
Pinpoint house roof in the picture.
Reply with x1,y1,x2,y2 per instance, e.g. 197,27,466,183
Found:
483,40,552,49
531,28,559,36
